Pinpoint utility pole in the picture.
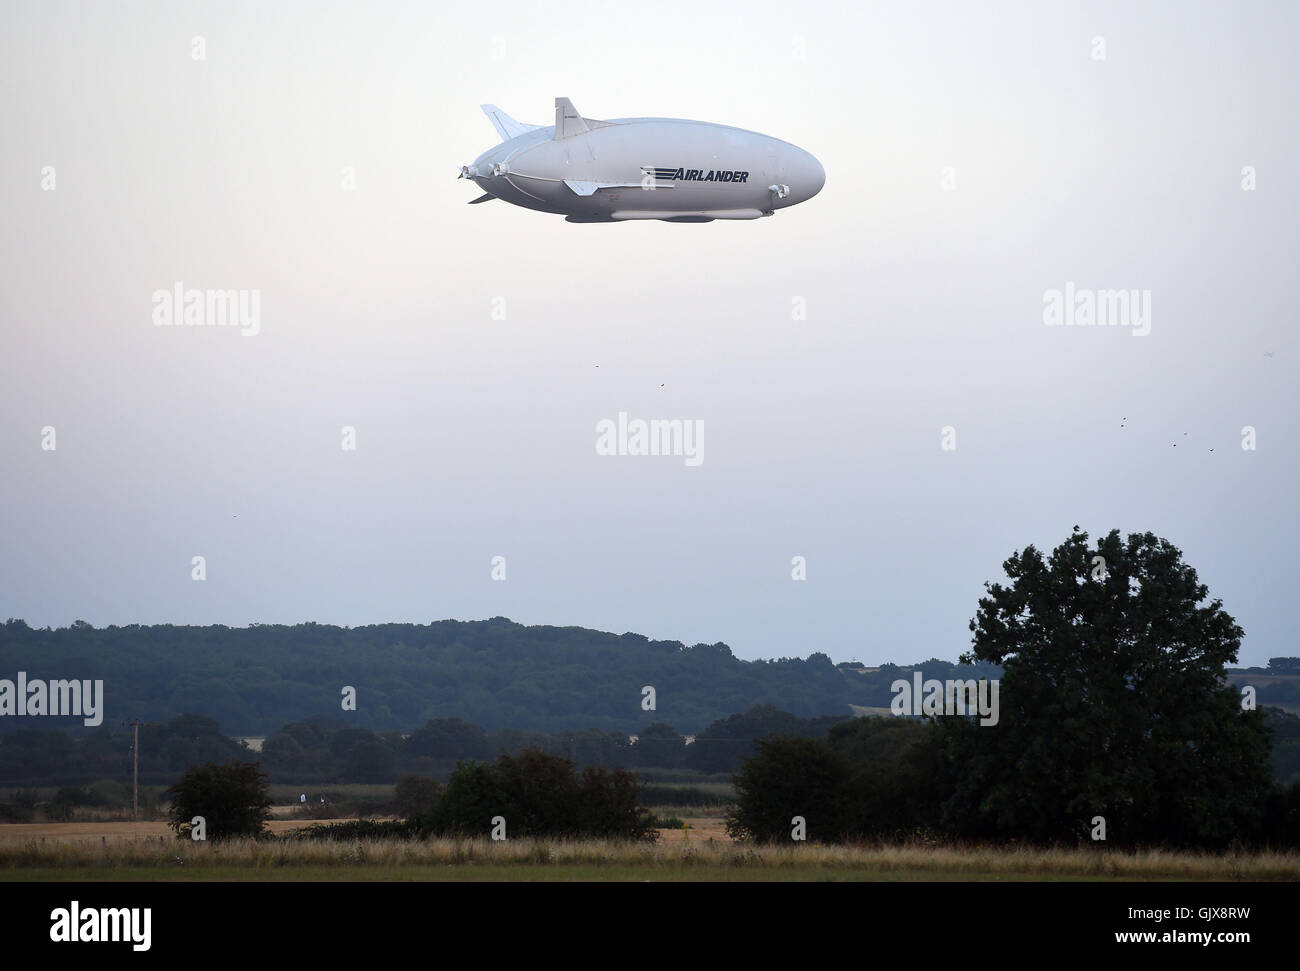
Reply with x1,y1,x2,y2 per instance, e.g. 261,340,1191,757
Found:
130,721,140,820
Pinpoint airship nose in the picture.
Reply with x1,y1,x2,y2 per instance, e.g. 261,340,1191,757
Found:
803,151,825,200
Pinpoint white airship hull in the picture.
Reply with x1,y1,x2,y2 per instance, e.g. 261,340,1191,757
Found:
461,99,824,223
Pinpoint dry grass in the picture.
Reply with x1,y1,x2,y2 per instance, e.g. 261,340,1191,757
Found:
0,820,315,846
0,829,1297,880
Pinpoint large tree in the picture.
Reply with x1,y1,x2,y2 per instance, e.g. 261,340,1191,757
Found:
940,528,1272,846
726,736,853,843
166,760,272,841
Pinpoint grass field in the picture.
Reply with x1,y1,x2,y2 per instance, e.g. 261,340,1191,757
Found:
0,863,1171,882
1,822,1297,881
0,820,319,845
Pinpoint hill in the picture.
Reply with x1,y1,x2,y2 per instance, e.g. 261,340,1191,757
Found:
0,617,997,736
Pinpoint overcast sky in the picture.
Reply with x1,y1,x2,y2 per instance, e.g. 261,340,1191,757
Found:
1,1,1295,666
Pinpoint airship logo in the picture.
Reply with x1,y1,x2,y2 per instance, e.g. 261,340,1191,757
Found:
644,167,751,184
459,97,823,223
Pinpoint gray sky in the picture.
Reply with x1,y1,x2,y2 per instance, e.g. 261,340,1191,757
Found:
1,1,1296,666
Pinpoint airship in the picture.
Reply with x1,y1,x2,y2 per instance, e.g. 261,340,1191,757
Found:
459,98,824,223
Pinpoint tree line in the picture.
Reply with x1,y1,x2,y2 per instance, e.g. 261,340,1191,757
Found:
725,530,1300,848
8,527,1300,849
0,616,1003,735
168,751,657,842
0,705,862,787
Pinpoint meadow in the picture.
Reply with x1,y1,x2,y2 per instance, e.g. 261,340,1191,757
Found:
1,824,1297,882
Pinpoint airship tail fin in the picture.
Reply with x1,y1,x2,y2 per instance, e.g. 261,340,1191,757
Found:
555,97,591,138
480,104,542,142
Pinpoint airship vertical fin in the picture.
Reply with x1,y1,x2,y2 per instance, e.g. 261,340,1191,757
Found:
554,97,590,139
480,104,541,141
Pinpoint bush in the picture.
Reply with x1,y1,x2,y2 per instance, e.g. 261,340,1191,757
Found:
425,761,502,836
727,737,853,843
829,717,947,838
576,765,657,839
49,786,97,819
89,779,128,805
394,774,442,821
0,801,34,822
166,761,272,841
422,748,655,840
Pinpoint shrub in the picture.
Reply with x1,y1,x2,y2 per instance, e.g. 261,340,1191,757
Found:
423,748,655,840
166,761,272,841
394,774,442,821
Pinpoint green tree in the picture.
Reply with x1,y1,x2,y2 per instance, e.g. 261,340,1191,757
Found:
427,761,504,836
688,705,810,773
406,718,492,761
394,774,442,820
340,737,398,783
426,748,655,840
492,748,582,835
827,716,946,838
940,528,1274,847
261,732,313,777
575,765,657,840
726,736,852,843
166,761,272,841
1266,709,1300,786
